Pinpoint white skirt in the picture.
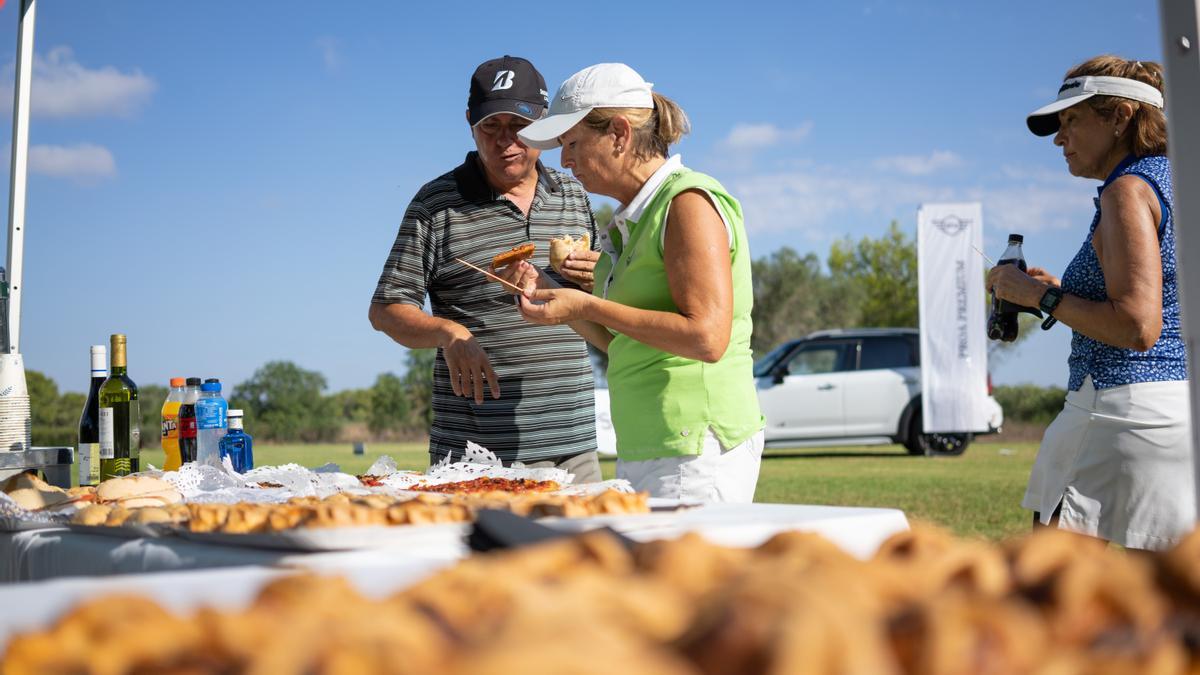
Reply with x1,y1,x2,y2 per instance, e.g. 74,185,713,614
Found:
1022,375,1197,550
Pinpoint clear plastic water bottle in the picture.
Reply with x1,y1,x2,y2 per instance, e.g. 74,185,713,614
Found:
195,378,228,468
219,409,254,473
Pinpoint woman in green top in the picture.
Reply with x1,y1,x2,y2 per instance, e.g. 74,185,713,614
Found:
509,63,764,502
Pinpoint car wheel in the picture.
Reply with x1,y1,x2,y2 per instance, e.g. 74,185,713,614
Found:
906,409,972,457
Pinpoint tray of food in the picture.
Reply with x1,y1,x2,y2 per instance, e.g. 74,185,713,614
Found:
59,479,650,551
0,448,653,551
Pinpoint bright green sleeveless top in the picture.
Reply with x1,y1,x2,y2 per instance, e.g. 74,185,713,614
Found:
595,167,763,460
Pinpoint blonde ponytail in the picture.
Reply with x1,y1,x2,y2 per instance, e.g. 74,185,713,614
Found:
583,92,691,161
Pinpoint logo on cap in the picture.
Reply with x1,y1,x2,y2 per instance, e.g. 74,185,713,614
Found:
492,71,515,91
1058,80,1082,94
516,103,533,115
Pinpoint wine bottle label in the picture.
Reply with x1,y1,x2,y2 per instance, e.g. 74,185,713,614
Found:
77,443,100,485
99,408,115,459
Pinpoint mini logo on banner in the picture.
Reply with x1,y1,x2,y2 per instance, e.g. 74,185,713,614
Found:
933,214,971,237
492,71,515,91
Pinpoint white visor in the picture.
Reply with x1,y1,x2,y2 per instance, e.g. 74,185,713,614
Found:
1027,75,1164,136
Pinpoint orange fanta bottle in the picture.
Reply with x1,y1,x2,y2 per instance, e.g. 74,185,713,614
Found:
161,377,185,470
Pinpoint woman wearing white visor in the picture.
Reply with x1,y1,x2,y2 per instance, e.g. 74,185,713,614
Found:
987,55,1194,550
505,63,764,502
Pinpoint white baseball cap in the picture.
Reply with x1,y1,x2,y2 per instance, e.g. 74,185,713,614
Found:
518,63,654,150
1026,75,1164,136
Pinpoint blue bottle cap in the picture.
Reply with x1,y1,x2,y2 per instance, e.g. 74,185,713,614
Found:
200,382,222,393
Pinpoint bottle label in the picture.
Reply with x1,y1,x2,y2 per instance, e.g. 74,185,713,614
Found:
161,417,178,440
179,416,197,439
77,443,100,485
129,400,140,451
99,408,115,459
197,403,227,431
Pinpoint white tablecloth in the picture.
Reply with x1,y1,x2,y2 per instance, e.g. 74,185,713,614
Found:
0,525,467,582
0,503,907,583
0,503,908,648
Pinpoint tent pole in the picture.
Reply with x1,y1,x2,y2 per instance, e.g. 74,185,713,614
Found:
1159,0,1200,516
4,0,35,355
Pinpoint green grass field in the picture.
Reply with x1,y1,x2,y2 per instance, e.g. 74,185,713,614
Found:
141,439,1039,542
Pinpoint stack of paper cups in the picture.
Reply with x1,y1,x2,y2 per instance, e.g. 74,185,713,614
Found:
0,353,31,452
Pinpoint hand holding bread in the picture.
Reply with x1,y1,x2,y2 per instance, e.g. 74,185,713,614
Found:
550,234,598,291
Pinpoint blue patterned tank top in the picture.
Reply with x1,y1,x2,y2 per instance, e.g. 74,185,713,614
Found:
1060,154,1186,391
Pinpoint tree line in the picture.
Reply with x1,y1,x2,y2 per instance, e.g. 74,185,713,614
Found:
29,349,437,448
28,220,1064,447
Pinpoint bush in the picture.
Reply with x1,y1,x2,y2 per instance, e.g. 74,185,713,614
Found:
992,384,1067,425
27,370,81,447
229,361,339,442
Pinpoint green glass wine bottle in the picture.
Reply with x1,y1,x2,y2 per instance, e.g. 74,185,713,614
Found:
99,334,140,479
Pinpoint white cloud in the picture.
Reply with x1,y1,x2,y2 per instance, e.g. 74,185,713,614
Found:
873,150,963,175
29,46,154,119
730,161,1092,239
316,37,341,73
732,170,951,238
719,122,813,153
981,165,1095,233
967,182,1094,235
29,143,116,180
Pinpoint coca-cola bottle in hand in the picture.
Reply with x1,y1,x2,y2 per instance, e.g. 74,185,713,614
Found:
987,234,1043,342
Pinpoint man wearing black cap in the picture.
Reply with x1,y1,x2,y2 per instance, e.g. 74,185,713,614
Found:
369,56,601,479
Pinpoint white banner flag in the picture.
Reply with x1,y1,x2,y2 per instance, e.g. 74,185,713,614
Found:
917,203,990,433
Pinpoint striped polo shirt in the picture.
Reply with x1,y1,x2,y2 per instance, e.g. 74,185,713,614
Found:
372,152,598,463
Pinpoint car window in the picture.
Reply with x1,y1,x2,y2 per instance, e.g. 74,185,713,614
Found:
859,337,915,370
590,349,609,388
753,341,798,378
784,344,847,375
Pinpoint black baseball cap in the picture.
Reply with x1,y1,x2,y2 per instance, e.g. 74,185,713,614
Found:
468,55,548,126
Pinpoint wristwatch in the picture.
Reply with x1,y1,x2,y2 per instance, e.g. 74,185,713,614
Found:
1039,286,1063,329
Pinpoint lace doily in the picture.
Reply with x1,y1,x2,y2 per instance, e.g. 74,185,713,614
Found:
555,479,634,496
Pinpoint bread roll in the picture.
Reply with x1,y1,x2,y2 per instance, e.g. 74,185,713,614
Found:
549,234,591,275
96,476,182,508
6,486,73,511
72,504,113,526
2,472,57,494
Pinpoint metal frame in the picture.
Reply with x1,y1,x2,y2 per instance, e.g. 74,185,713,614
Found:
0,446,71,487
3,0,33,355
1159,0,1200,516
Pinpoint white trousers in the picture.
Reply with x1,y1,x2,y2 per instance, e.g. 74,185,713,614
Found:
617,429,765,503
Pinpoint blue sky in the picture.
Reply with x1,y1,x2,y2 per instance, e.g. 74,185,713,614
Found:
0,1,1168,394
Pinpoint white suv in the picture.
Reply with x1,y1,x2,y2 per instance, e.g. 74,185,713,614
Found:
753,328,1003,455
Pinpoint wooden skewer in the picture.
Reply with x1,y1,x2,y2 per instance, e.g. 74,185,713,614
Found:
454,257,527,294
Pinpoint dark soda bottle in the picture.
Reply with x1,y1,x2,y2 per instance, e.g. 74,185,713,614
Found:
987,234,1028,342
177,377,202,463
